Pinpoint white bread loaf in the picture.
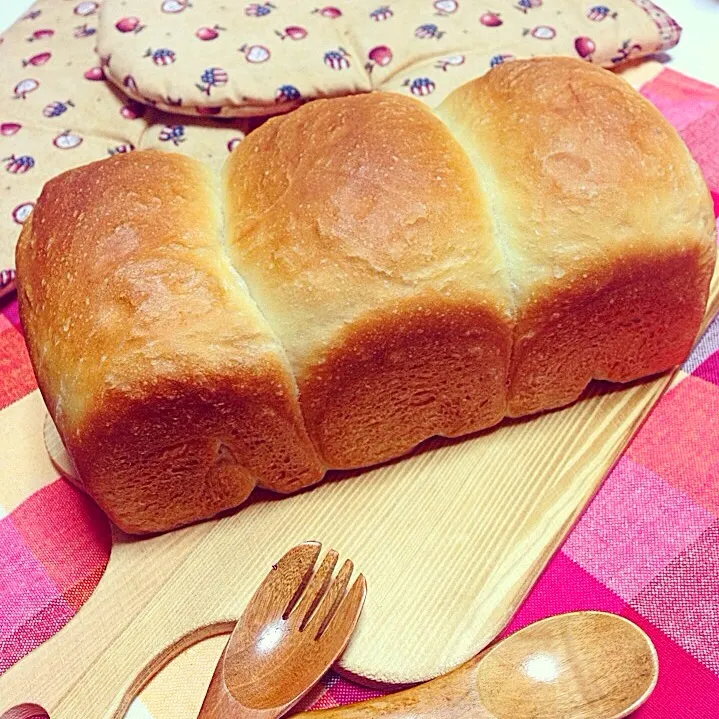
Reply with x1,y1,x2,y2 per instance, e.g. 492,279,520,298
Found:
16,58,716,533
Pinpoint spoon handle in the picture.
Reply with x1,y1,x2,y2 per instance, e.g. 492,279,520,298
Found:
292,653,492,719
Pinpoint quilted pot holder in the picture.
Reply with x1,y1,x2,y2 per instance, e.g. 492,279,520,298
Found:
97,0,681,117
1,0,681,269
0,0,254,269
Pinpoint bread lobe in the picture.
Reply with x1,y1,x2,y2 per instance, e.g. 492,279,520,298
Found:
224,92,515,466
437,57,716,415
16,151,324,532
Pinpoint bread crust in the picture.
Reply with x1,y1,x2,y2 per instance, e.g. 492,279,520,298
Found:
299,294,512,467
224,92,515,465
437,57,716,415
16,151,324,533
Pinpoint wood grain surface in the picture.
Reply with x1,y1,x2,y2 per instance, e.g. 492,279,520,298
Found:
196,543,366,719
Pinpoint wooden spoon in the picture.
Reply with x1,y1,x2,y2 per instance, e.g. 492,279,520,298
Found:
198,541,366,719
293,611,657,719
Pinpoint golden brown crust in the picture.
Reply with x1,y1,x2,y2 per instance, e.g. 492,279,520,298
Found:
507,246,713,416
14,59,716,532
299,294,512,467
223,92,514,377
73,372,322,533
223,92,515,464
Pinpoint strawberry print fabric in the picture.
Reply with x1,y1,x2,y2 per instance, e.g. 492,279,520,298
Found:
97,0,681,117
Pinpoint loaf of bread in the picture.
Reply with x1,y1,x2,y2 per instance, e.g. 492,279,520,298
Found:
16,58,716,533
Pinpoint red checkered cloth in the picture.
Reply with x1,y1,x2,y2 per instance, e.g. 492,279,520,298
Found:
1,67,719,716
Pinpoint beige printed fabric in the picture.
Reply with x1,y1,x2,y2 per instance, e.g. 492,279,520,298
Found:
0,0,252,270
1,0,680,269
97,0,681,117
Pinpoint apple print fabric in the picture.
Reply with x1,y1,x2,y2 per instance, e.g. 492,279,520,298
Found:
98,0,681,117
0,0,253,270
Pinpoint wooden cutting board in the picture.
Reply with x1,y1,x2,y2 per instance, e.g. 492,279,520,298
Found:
1,266,716,717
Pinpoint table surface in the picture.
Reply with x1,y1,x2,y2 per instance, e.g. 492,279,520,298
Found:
2,0,719,85
3,0,718,85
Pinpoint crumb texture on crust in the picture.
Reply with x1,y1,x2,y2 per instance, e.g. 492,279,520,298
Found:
15,58,717,532
299,296,512,467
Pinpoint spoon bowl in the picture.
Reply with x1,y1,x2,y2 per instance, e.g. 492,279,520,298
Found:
474,611,658,719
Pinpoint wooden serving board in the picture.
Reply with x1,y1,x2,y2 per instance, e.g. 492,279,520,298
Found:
1,266,716,717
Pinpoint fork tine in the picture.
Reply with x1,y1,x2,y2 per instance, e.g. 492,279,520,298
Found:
248,541,322,622
290,549,338,626
303,558,355,639
317,573,367,644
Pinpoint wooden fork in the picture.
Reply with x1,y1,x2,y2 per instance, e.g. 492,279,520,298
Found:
197,541,366,719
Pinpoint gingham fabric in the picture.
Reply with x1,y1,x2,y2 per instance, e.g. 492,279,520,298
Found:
1,66,718,716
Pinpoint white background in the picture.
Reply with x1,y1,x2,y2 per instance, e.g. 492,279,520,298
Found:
1,0,718,84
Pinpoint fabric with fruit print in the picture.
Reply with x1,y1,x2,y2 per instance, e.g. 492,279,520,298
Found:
97,0,681,117
377,0,681,105
0,0,682,269
99,0,372,118
0,0,253,270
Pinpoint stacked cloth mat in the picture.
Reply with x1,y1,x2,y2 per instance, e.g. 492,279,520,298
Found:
2,0,719,717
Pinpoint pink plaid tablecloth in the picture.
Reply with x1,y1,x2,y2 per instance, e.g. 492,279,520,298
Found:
1,66,719,716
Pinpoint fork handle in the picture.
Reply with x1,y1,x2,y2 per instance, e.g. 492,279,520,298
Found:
197,650,232,717
197,645,281,719
290,652,492,719
197,645,247,719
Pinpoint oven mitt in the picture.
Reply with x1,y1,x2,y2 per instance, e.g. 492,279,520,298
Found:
0,0,252,270
97,0,681,117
